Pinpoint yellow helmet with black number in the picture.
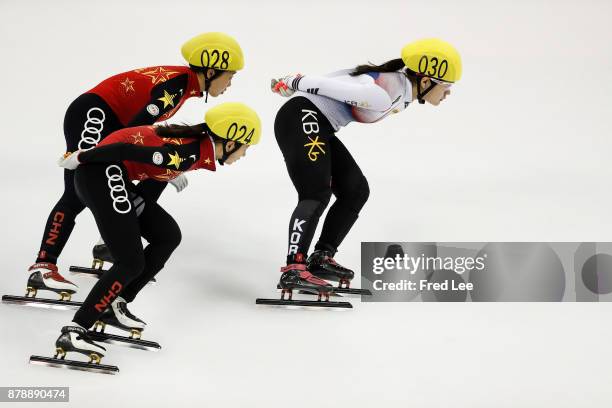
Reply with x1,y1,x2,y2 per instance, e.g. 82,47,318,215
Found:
401,38,462,83
205,102,261,145
181,32,244,71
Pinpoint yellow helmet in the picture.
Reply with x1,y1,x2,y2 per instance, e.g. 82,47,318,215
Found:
205,102,261,145
401,38,462,83
181,32,244,71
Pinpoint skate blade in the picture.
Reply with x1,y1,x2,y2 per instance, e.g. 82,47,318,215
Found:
332,287,372,296
29,355,119,375
297,289,343,298
275,284,341,298
87,331,161,351
255,298,352,309
68,266,157,285
290,278,372,296
68,265,109,276
2,295,82,310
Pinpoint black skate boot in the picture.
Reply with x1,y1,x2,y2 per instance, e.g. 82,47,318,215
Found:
70,242,155,284
255,254,352,309
91,243,114,270
30,325,119,374
90,297,160,350
279,263,333,300
307,250,372,296
307,250,355,285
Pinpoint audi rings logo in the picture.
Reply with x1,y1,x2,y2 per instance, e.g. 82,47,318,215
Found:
105,165,132,214
78,107,106,150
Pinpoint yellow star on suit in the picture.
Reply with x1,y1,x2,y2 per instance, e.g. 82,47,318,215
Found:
167,151,184,169
158,90,177,108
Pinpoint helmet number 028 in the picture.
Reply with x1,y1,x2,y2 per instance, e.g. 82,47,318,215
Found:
418,55,448,80
200,49,230,70
226,122,255,144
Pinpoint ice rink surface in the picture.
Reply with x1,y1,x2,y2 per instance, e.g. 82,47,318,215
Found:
1,0,612,406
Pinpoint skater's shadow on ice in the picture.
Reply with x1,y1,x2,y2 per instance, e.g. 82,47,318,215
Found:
178,266,263,304
175,251,269,303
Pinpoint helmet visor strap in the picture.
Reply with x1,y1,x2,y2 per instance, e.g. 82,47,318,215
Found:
417,79,437,104
218,139,241,166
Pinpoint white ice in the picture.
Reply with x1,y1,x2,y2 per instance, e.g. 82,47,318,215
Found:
1,0,612,407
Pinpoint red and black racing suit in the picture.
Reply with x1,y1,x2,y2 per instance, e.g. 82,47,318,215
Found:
36,66,202,264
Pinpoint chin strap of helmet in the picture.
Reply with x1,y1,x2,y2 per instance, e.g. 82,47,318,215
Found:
203,123,242,166
201,68,224,103
217,139,241,166
416,76,437,104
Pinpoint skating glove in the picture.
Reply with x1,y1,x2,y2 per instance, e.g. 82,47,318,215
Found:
57,150,83,170
169,173,188,192
271,74,303,97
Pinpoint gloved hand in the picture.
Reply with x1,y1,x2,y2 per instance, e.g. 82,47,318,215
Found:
271,74,303,97
169,173,188,192
58,151,83,170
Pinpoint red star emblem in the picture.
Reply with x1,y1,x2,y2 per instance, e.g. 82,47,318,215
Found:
131,132,144,144
136,67,180,85
161,137,183,145
120,77,135,93
154,169,182,181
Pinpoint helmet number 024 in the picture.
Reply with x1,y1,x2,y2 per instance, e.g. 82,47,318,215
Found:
226,122,254,144
418,55,448,80
200,49,230,70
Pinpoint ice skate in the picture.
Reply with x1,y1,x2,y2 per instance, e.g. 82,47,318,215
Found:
68,241,112,278
69,241,156,284
91,242,114,270
2,263,82,310
256,263,352,309
29,325,119,374
307,250,372,296
90,297,160,350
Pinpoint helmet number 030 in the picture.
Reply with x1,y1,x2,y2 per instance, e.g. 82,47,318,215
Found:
418,55,448,80
200,49,230,70
226,122,254,144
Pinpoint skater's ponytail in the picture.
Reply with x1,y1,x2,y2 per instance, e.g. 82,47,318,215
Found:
350,58,420,83
155,123,209,139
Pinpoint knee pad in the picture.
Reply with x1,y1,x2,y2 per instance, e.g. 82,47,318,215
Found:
298,189,332,217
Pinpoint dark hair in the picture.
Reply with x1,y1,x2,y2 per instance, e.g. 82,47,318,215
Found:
155,123,209,139
350,58,421,84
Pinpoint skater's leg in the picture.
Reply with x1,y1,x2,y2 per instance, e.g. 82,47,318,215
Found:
275,97,335,261
35,170,85,263
120,201,182,302
315,136,370,253
34,93,123,264
133,179,168,203
72,164,145,329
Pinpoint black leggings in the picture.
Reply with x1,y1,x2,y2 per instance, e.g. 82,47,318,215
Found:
275,97,370,262
35,93,167,264
72,163,181,328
